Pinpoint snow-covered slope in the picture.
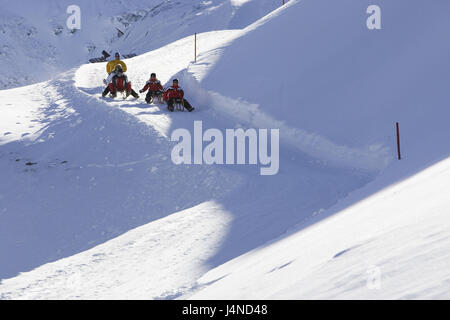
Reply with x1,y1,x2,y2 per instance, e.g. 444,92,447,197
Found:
1,0,450,299
0,28,371,298
0,0,279,89
191,157,450,299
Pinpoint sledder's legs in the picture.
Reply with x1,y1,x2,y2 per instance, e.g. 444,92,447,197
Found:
125,82,132,97
145,91,163,104
182,99,194,112
145,92,152,104
109,82,138,99
167,98,175,112
102,86,110,97
105,82,116,95
108,82,119,98
145,91,154,104
110,78,127,94
167,98,194,112
124,83,139,99
131,89,139,99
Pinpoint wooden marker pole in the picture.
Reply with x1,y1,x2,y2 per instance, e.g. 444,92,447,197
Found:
194,33,197,63
396,122,401,160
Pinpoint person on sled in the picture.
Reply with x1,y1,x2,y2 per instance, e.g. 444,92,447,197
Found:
163,79,195,112
106,52,127,74
102,52,128,97
139,73,164,104
104,64,139,99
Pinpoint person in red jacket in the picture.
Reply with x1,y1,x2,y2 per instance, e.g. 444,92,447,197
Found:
139,73,164,104
163,79,194,112
105,64,139,99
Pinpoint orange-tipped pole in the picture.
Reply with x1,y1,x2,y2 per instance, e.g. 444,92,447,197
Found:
396,122,401,160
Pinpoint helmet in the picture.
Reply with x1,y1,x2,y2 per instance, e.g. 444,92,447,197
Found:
151,73,156,78
115,64,123,72
115,52,120,58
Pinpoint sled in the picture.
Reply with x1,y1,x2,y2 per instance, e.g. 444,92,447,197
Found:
109,90,130,100
174,99,185,112
121,91,129,100
155,94,164,104
147,94,164,104
152,94,164,104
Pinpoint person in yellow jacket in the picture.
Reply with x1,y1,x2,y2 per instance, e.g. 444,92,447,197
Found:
102,52,127,97
106,52,127,74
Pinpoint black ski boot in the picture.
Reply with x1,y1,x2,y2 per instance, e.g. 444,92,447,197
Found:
183,100,195,112
145,92,152,104
131,89,139,99
102,87,110,97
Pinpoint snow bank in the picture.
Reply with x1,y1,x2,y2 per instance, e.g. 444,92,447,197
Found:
188,0,450,172
190,156,450,299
